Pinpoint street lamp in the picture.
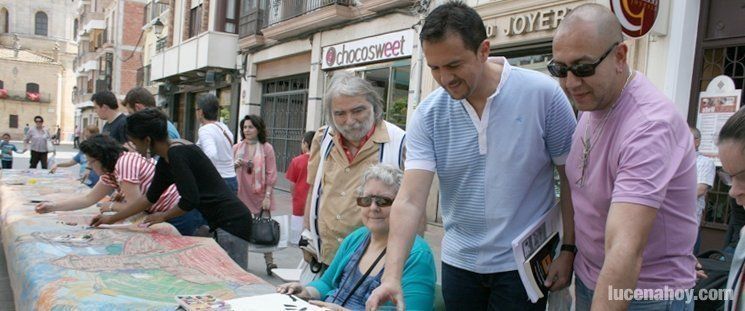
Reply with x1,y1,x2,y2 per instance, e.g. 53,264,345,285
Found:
152,18,164,37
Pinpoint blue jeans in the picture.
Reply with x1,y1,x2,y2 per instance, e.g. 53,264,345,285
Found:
215,228,248,270
575,276,694,310
224,177,238,194
166,209,207,236
441,262,546,310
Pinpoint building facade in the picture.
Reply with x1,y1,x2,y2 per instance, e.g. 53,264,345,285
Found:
149,0,241,142
72,0,146,131
0,0,78,141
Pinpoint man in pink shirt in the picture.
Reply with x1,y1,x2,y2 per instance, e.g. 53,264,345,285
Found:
550,4,698,310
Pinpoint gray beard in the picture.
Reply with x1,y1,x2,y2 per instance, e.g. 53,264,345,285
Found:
336,116,375,141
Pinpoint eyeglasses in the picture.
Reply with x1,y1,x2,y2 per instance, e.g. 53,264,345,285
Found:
547,42,620,78
719,168,745,186
356,195,394,208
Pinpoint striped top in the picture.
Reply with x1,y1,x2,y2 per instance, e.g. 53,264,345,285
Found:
405,58,576,273
100,152,180,213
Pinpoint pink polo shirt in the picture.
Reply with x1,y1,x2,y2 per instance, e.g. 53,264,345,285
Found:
566,73,698,290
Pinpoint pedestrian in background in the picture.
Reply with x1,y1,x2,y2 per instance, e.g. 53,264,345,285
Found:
196,94,237,193
286,131,315,245
24,115,51,169
1,133,26,169
233,114,278,275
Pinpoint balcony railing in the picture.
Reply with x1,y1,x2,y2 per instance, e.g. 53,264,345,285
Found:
266,0,351,27
238,9,267,38
155,37,167,53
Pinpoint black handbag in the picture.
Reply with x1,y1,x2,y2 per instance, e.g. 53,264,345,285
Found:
250,210,280,246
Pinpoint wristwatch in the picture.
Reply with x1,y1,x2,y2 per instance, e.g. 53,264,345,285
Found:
560,244,578,255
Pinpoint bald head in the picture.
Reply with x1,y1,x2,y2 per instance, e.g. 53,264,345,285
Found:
556,4,623,47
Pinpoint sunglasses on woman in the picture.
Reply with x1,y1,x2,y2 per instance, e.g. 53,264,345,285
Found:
547,42,620,78
356,195,394,207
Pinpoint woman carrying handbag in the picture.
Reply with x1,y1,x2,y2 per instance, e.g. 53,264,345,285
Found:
233,114,278,275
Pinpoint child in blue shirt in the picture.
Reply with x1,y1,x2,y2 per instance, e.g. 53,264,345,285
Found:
1,133,26,169
49,125,100,187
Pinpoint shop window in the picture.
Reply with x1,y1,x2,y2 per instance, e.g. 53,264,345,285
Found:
35,12,48,36
73,18,78,39
0,80,4,89
9,114,18,129
347,59,411,129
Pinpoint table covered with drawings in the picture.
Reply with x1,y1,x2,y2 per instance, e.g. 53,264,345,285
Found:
0,169,276,310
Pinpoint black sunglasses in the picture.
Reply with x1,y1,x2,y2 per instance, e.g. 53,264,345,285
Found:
356,195,394,208
547,42,620,78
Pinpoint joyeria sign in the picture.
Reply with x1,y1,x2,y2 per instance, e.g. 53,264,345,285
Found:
322,30,414,70
610,0,659,38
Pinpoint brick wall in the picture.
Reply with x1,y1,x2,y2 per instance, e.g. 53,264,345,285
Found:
182,0,191,42
122,0,146,46
167,0,175,47
119,50,142,94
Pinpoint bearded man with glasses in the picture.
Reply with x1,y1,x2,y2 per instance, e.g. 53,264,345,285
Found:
552,4,698,310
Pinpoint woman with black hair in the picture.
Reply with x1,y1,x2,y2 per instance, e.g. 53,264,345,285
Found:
35,134,204,236
122,108,254,270
234,114,278,275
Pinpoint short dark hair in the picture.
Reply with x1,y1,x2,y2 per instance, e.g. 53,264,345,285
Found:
79,134,126,173
123,87,156,109
34,116,43,122
239,114,267,143
126,108,169,142
303,131,315,149
91,90,119,110
719,108,745,147
420,1,486,53
196,94,219,121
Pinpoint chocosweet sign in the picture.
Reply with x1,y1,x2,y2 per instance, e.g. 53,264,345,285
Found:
322,30,414,70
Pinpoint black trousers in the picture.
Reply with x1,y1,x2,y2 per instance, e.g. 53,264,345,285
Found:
29,151,48,169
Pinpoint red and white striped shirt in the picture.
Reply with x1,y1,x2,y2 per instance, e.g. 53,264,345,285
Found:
100,152,180,213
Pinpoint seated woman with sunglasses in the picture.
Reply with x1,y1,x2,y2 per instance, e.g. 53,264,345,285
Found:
35,134,206,236
277,164,436,311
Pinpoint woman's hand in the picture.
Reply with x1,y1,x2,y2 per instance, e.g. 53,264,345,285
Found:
143,212,167,227
276,282,310,300
262,197,271,210
235,158,244,168
97,202,114,213
49,164,59,174
90,214,116,227
309,300,350,311
35,201,56,214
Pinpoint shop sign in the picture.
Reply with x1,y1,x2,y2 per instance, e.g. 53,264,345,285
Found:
696,75,742,165
322,30,414,70
483,7,571,39
610,0,659,38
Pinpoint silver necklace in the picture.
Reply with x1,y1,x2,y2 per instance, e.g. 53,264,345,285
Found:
575,71,634,188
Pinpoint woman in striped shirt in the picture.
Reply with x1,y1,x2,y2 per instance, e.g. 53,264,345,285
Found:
35,134,206,236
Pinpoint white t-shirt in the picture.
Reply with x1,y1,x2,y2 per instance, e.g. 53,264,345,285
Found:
196,122,236,178
696,152,715,222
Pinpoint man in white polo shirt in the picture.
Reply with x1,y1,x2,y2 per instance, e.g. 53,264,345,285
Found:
196,94,237,193
368,2,577,310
